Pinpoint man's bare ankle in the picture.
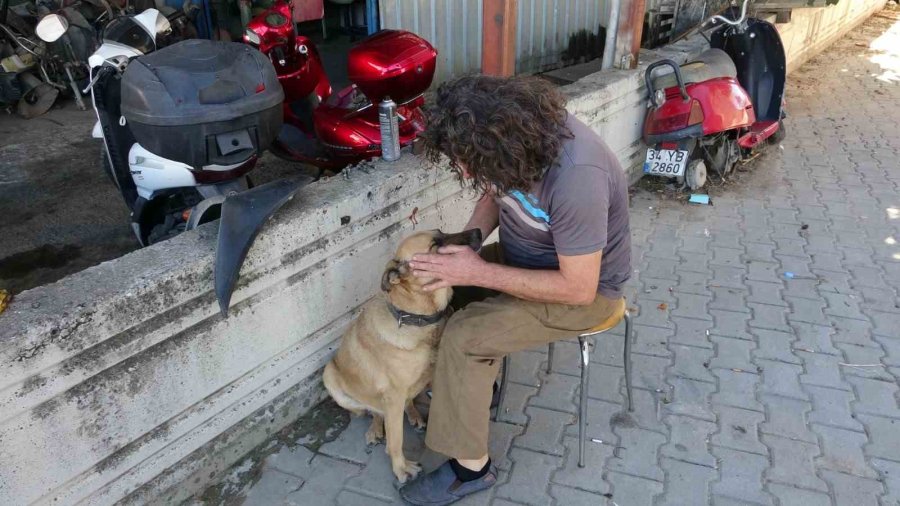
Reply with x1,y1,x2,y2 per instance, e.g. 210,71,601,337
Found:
455,455,489,471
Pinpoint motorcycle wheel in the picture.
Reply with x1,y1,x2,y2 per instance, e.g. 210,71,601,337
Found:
685,159,708,190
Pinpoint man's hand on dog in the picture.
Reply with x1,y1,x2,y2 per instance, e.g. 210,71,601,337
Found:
410,245,487,291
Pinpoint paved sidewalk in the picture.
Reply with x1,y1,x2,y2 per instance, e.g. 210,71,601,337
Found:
206,11,900,506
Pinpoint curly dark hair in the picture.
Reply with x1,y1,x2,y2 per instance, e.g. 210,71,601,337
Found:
421,74,573,195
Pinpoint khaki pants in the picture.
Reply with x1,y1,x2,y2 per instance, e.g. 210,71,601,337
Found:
424,243,621,459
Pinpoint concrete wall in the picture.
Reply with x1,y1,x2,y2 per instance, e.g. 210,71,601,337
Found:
0,1,886,504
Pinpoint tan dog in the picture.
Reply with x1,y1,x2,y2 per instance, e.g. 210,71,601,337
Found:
323,229,483,483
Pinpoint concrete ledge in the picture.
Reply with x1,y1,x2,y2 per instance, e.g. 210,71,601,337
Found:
0,1,887,503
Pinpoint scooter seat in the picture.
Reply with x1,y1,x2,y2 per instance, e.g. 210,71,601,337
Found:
651,48,737,91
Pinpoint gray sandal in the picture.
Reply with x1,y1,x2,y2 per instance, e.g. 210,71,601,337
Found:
399,461,497,506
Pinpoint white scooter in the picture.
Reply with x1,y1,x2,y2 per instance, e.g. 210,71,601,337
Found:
36,10,309,315
36,10,263,246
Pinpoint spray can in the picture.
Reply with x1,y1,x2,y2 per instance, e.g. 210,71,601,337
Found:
378,96,401,162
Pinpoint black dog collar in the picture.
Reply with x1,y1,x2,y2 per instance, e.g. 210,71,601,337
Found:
386,302,452,328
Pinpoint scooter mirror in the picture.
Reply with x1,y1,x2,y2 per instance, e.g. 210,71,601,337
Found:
35,14,69,43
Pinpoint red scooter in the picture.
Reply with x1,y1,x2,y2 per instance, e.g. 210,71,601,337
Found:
642,0,786,190
243,1,436,172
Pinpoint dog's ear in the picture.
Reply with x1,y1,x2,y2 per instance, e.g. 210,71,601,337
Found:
381,260,408,291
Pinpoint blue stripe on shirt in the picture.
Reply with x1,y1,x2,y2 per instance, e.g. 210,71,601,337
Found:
509,190,550,224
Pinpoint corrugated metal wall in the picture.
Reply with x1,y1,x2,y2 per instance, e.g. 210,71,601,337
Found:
379,0,610,83
515,0,609,74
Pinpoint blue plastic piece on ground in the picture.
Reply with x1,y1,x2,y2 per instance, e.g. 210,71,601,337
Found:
689,194,711,205
785,272,796,279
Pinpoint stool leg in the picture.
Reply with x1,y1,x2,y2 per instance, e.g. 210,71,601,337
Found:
578,335,590,468
624,310,634,412
495,355,510,422
547,342,555,374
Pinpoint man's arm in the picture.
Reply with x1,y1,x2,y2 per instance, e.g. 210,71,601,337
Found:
410,247,602,306
464,192,499,240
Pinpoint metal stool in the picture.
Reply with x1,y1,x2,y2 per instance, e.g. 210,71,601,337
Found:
494,298,633,467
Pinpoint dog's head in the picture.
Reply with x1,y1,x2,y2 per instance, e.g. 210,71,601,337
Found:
381,229,483,293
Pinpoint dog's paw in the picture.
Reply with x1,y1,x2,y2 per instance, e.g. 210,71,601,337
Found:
365,429,384,446
393,460,422,484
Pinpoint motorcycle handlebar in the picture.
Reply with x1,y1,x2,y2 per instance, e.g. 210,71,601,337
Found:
710,0,749,27
82,65,114,94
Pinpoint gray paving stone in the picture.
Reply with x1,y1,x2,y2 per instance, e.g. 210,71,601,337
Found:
607,427,666,481
607,472,664,506
335,490,393,506
835,343,894,381
343,449,402,502
284,455,363,505
757,360,808,401
710,310,754,340
790,322,841,356
766,484,832,506
748,304,791,333
761,435,827,492
671,316,715,349
640,277,679,302
744,243,777,264
494,448,561,506
782,271,830,301
830,315,876,347
497,382,538,426
805,385,865,433
563,398,618,443
550,436,613,494
660,415,716,468
785,296,828,325
712,406,767,456
265,445,316,478
855,285,900,314
798,350,852,391
871,458,900,506
509,350,546,387
747,262,782,284
530,370,579,413
744,280,787,311
679,252,713,275
243,468,304,505
713,369,764,412
711,446,775,506
675,269,714,293
873,335,900,368
513,406,572,457
859,415,900,462
812,423,878,479
847,376,900,419
752,329,801,365
869,310,900,337
657,458,717,506
820,470,884,506
630,324,675,358
549,484,612,506
710,335,756,372
672,292,713,321
630,353,671,391
489,422,525,472
642,258,680,281
666,376,718,421
711,265,749,290
712,247,744,268
759,394,817,444
711,286,752,314
669,344,716,383
635,299,678,329
319,415,379,465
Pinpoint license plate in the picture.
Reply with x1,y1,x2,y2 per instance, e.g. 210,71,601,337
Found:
643,148,689,177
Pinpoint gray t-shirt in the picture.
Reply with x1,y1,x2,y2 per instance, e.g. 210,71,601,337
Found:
496,115,631,299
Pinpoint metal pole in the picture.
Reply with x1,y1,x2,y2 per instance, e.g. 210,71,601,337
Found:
601,0,621,70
